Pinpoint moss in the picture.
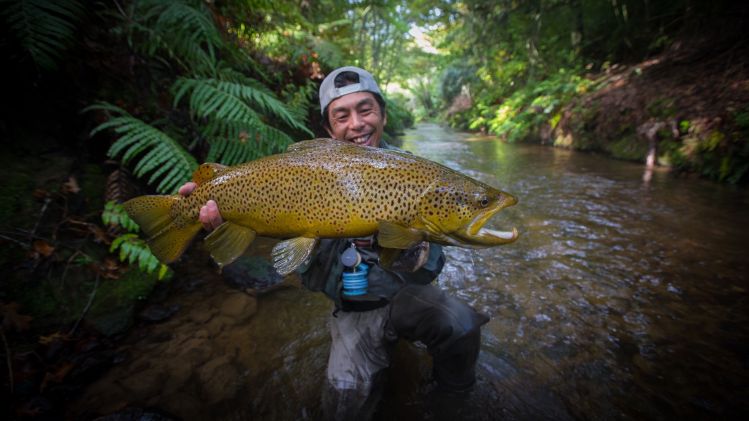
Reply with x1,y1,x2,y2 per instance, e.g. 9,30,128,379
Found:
86,267,161,336
11,259,160,335
605,134,648,161
646,97,677,119
657,139,683,166
734,109,749,129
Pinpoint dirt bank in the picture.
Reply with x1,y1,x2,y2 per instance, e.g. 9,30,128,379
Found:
552,40,749,183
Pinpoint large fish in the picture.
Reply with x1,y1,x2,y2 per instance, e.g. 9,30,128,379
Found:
123,139,519,275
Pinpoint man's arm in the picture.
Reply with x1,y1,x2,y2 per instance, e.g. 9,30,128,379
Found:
178,182,223,230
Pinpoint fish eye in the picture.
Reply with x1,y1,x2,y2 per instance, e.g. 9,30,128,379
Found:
480,196,489,207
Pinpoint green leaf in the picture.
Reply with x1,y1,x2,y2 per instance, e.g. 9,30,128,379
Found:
87,104,197,194
1,0,84,70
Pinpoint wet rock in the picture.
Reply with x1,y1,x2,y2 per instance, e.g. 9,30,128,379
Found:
159,391,203,419
221,255,283,291
197,356,242,404
205,315,236,333
138,304,181,323
118,368,166,397
220,292,257,321
94,406,178,421
143,331,174,345
193,329,210,339
161,360,195,397
175,338,212,367
188,308,214,324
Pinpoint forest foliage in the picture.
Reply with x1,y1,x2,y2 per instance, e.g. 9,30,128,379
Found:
0,2,746,413
0,0,747,313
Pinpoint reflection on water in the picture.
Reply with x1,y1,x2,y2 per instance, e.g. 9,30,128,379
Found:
75,124,748,420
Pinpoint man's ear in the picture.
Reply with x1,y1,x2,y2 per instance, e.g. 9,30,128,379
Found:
383,111,387,126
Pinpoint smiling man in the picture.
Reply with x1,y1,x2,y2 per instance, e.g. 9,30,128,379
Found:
320,66,387,147
179,66,488,420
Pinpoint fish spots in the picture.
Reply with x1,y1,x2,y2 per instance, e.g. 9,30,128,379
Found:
171,140,504,241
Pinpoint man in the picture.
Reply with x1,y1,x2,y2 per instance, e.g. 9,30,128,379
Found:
179,66,488,419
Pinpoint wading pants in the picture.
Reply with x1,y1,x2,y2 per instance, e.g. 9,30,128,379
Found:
322,284,489,420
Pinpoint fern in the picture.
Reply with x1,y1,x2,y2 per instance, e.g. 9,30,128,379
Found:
173,76,310,164
102,201,139,232
124,0,221,75
87,103,198,194
111,233,170,280
174,77,312,135
202,120,294,165
102,200,170,280
1,0,83,70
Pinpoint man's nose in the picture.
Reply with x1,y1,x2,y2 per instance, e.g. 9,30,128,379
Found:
349,112,364,129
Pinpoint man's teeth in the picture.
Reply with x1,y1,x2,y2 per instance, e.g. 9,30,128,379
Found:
351,134,371,144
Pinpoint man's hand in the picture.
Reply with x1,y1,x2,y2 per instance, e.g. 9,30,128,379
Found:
178,182,223,231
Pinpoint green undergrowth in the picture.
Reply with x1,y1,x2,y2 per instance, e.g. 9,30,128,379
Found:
13,265,160,337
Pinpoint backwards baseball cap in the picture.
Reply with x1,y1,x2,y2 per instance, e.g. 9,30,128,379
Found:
319,66,383,116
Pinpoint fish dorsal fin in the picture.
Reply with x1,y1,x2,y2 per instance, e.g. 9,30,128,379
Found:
192,163,228,185
271,237,318,275
204,221,256,268
377,220,426,249
286,138,337,153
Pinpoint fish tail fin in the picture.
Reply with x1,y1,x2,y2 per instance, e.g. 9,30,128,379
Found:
123,195,202,264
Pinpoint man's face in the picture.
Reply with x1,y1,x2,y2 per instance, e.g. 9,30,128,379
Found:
325,91,386,148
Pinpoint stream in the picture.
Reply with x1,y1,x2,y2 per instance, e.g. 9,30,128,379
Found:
74,123,749,420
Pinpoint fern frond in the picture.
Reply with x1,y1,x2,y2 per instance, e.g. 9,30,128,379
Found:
174,77,312,136
1,0,83,70
102,200,140,232
127,0,221,75
110,233,170,279
202,120,294,165
88,103,197,194
174,77,260,122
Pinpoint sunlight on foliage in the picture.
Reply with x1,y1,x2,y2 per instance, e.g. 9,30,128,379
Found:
468,70,594,142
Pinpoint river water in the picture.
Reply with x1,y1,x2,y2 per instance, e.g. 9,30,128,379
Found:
396,123,749,419
75,123,749,420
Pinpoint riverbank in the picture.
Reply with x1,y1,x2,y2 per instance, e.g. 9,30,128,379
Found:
551,39,749,184
450,40,749,184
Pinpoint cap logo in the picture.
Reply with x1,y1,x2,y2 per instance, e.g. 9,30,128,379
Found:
336,83,363,97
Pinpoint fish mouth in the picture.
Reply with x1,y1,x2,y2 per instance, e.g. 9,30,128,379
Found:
455,193,519,246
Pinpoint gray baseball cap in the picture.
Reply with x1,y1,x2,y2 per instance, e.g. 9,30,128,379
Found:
319,66,383,115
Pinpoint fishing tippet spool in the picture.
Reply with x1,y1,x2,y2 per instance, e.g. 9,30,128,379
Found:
342,263,369,296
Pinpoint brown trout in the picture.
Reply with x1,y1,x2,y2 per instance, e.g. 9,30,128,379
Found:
123,139,519,275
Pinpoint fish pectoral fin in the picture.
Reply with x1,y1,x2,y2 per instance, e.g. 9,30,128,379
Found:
376,220,425,249
204,222,256,268
378,247,402,269
271,237,318,276
192,163,228,185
